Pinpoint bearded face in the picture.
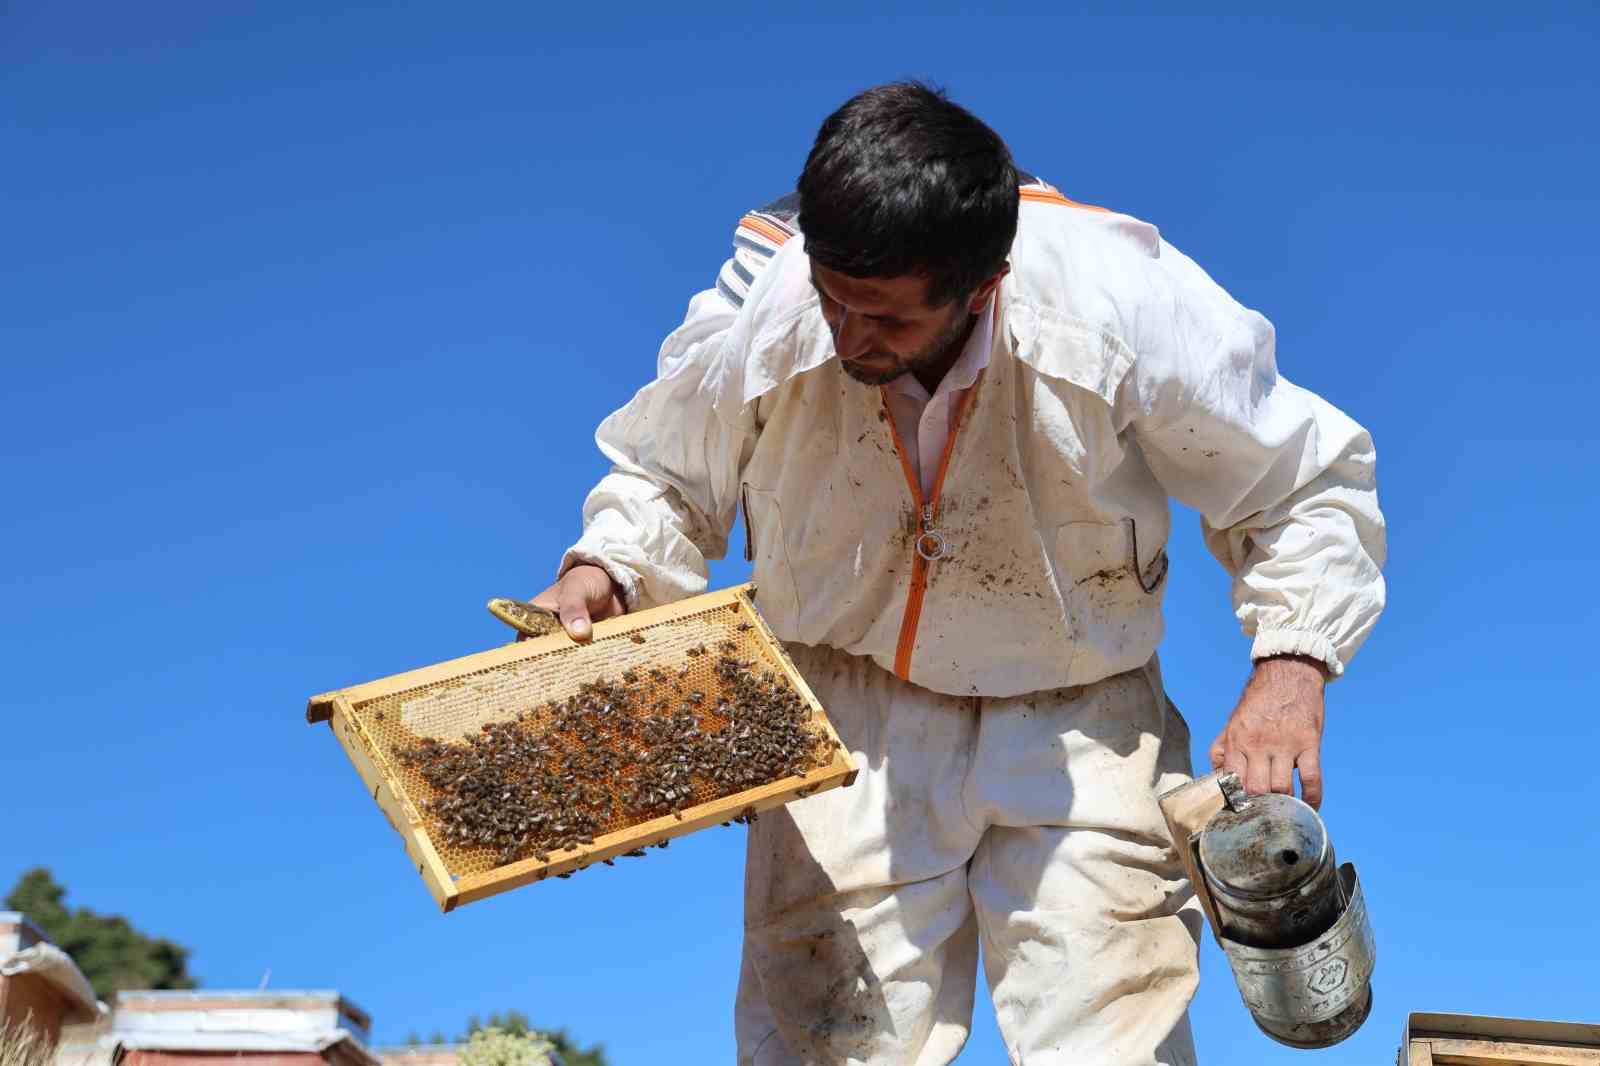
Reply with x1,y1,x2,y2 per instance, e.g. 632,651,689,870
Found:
810,264,1004,388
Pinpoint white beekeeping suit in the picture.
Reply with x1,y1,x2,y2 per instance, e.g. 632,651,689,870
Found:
560,181,1386,1066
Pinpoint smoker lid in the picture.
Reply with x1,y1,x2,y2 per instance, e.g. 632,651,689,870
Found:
1197,792,1329,898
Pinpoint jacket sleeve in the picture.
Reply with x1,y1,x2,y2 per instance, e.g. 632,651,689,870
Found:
559,286,759,610
1116,240,1387,677
560,202,798,606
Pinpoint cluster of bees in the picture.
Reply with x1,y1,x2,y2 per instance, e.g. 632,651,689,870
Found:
394,638,832,871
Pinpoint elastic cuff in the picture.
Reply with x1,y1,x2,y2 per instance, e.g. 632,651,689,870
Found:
557,547,641,610
1251,628,1344,679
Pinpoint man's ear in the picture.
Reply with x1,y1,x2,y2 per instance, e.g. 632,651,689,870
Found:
967,263,1011,314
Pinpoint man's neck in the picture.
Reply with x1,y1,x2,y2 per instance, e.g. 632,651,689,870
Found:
911,313,979,395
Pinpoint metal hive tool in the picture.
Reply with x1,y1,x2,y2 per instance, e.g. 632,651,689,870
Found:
307,584,856,911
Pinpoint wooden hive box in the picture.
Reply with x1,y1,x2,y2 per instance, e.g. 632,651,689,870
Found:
1401,1012,1600,1065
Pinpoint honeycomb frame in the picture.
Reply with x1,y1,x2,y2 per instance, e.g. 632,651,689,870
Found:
308,584,856,911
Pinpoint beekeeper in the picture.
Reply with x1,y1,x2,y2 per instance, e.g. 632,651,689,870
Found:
532,82,1386,1066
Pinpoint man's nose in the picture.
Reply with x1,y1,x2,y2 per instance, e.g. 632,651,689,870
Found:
834,308,875,359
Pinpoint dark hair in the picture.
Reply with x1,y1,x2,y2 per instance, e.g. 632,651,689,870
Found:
797,81,1019,307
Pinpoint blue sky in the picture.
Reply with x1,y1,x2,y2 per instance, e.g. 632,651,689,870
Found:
4,2,1598,1063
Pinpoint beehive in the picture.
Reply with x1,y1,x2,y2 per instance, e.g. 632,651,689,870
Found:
307,584,855,911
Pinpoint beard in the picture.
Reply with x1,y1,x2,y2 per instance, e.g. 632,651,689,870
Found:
838,308,975,386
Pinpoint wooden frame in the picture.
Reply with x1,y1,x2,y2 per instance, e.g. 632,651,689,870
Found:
308,584,857,911
1402,1013,1600,1066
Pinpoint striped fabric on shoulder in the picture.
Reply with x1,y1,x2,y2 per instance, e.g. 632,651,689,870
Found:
1017,171,1111,213
717,193,799,309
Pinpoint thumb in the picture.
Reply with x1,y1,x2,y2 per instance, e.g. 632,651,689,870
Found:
1209,733,1226,771
557,574,595,642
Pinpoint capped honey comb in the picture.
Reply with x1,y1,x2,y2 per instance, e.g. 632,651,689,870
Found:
307,584,855,910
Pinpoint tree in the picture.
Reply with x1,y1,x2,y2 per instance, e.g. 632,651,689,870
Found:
457,1028,554,1066
463,1014,607,1066
3,868,197,1000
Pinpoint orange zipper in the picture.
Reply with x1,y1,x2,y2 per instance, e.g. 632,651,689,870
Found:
879,373,984,680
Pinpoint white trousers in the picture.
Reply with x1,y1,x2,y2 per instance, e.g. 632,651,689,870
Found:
735,644,1203,1066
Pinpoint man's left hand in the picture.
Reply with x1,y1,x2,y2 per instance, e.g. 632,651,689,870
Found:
1209,655,1328,808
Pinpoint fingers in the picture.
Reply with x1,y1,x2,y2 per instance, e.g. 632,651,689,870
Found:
1222,744,1247,789
1268,754,1294,798
1297,748,1324,810
556,573,596,642
1243,748,1271,797
1214,734,1296,799
581,569,627,629
604,590,626,621
1216,730,1252,793
1215,743,1325,807
553,565,630,642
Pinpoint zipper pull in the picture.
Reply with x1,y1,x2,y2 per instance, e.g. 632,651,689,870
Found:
915,503,948,561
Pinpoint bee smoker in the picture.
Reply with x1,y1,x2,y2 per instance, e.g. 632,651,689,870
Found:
1162,771,1376,1049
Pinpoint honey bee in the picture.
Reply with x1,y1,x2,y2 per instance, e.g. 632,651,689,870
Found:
387,634,835,895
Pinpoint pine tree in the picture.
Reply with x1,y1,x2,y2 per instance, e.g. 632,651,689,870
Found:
4,869,196,1000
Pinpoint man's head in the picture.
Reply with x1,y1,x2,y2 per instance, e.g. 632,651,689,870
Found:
798,82,1019,385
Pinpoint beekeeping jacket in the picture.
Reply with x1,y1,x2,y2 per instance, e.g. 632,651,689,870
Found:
562,185,1386,696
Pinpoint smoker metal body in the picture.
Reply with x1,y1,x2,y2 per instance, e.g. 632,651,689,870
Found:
1159,771,1377,1050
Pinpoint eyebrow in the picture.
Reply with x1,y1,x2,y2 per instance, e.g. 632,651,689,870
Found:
809,270,906,324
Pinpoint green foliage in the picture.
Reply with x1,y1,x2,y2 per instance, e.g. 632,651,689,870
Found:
462,1013,607,1066
457,1028,555,1066
465,1013,527,1037
3,868,196,1001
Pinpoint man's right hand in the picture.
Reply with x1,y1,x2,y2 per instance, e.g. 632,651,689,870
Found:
531,563,627,642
